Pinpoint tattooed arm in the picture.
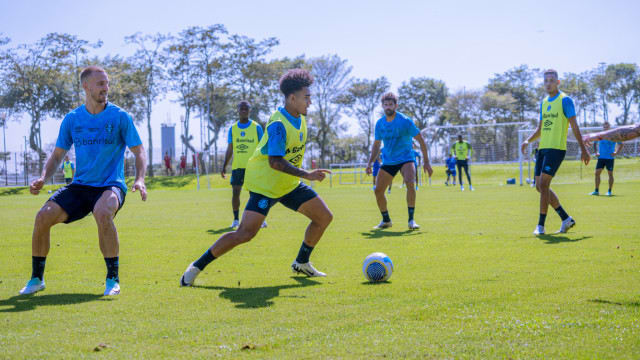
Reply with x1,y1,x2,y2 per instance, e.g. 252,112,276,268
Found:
583,123,640,147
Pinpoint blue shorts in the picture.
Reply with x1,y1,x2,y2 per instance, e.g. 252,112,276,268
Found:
245,182,318,216
380,160,414,177
372,161,381,177
48,184,125,224
534,149,566,177
230,168,245,186
446,169,456,176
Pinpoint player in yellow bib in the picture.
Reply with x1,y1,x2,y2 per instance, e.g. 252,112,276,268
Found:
221,101,264,229
181,69,333,285
521,69,590,235
61,155,75,184
451,135,473,191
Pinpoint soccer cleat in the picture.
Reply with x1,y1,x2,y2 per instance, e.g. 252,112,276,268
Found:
470,185,474,191
104,278,120,296
408,220,420,230
291,261,326,277
606,190,612,197
445,181,448,186
589,190,599,196
533,225,545,235
461,185,464,191
19,278,45,295
230,219,240,229
557,217,576,234
373,220,393,229
180,262,201,287
261,221,268,228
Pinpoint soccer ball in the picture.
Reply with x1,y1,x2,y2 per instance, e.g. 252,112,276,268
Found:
362,252,393,282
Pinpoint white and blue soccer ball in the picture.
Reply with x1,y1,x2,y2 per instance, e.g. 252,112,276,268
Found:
362,252,393,282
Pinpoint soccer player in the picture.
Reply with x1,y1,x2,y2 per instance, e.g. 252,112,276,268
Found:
590,122,623,196
61,155,75,185
365,92,433,230
181,69,332,286
445,155,456,186
20,66,147,296
164,151,174,176
452,135,473,191
521,69,590,235
372,154,381,190
221,101,265,229
179,153,186,176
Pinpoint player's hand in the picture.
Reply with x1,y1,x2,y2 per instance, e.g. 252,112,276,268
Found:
582,134,595,149
305,169,331,182
365,163,372,175
581,149,591,166
612,151,617,157
132,179,147,201
520,141,529,155
595,152,600,158
423,163,433,177
30,177,45,195
221,169,226,179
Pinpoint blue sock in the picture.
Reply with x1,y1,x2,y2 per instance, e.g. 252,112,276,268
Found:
381,211,391,223
193,249,216,270
538,213,547,226
295,242,314,263
104,257,119,283
233,210,239,221
408,207,415,222
31,256,46,281
555,206,569,221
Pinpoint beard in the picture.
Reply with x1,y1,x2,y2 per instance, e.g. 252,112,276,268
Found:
93,92,107,103
384,109,395,116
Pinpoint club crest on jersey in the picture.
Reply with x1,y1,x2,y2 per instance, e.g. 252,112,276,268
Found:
299,132,303,141
547,105,552,112
258,199,269,209
105,123,114,133
240,131,245,137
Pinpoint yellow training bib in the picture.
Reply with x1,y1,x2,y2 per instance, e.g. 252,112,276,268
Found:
452,141,471,160
231,120,260,170
244,111,307,198
539,92,569,150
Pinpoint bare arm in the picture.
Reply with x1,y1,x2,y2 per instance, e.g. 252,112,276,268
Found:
521,120,542,155
584,123,640,145
365,140,382,175
568,116,590,165
414,133,433,177
30,147,67,194
268,156,330,182
221,145,233,178
613,142,624,156
129,144,148,201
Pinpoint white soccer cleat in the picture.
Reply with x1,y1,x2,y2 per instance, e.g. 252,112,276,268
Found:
408,220,420,230
461,185,464,191
180,262,201,287
291,261,326,277
557,217,576,234
373,220,393,229
261,221,268,228
230,219,240,229
19,278,45,295
104,278,120,296
470,185,474,191
533,225,545,235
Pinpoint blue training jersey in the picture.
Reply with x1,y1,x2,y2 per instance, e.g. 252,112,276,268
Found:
55,103,142,193
446,157,457,170
374,112,420,165
597,139,620,160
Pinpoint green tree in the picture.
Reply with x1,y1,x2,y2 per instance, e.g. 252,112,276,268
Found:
397,77,448,129
487,65,540,124
591,63,612,123
605,63,639,125
562,72,597,126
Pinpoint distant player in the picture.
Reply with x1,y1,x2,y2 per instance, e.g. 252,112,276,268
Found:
452,135,473,191
521,69,590,235
164,151,174,176
445,155,456,186
590,122,623,196
221,101,265,229
179,153,186,176
181,69,333,286
372,154,381,190
20,66,147,296
61,155,75,184
366,92,433,230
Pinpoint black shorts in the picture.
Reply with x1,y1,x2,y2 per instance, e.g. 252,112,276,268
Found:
230,168,245,186
596,158,614,171
534,149,566,177
48,184,126,224
245,182,318,216
456,159,469,171
64,178,72,184
380,160,414,177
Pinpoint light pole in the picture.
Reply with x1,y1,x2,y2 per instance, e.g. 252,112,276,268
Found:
1,112,7,186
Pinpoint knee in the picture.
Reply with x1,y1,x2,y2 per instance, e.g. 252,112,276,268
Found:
235,226,258,244
320,209,333,227
93,207,115,225
34,208,56,229
374,187,385,197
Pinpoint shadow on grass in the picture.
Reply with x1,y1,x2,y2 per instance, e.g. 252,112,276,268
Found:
589,299,640,307
536,234,592,244
126,176,192,190
207,228,232,235
361,281,392,286
192,277,321,309
360,229,422,239
0,187,28,196
0,293,112,313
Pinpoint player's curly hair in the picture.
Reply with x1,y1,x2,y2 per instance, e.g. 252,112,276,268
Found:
237,100,251,108
279,69,314,97
380,92,398,104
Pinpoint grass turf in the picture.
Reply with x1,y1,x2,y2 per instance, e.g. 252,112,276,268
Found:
0,161,639,358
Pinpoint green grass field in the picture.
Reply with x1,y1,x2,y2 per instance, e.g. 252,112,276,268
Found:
1,161,639,358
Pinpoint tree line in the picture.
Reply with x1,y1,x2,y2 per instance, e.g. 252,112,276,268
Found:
1,27,639,175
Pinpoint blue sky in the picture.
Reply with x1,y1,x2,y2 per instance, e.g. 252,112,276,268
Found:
1,0,639,155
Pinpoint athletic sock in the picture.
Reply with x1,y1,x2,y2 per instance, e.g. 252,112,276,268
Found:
538,213,547,226
104,257,119,283
31,256,46,281
594,188,599,192
295,241,314,264
193,249,216,270
233,210,239,221
408,207,415,222
381,211,391,223
555,206,569,221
